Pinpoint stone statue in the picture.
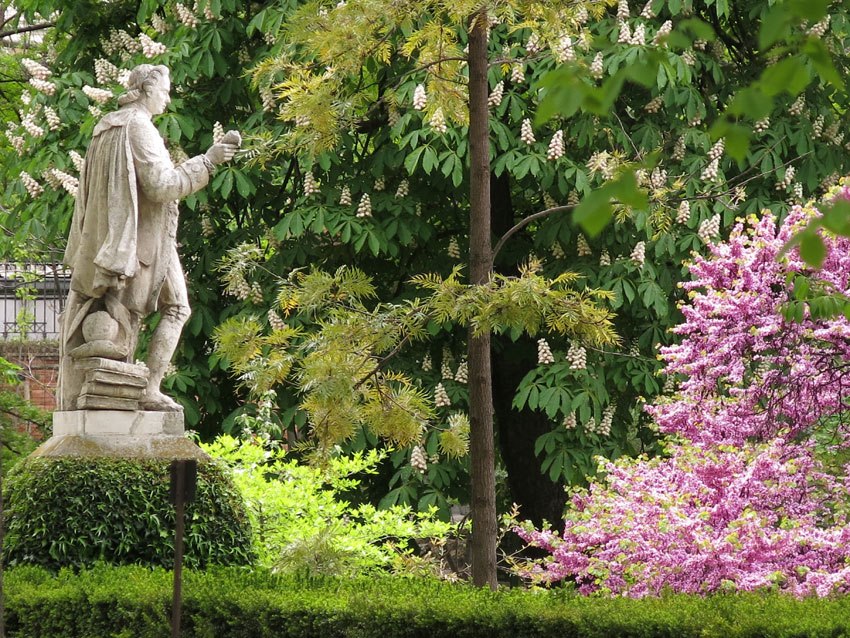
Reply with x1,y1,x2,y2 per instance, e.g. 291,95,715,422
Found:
58,64,240,413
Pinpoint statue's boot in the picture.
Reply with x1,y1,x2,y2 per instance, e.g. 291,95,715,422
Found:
140,311,186,412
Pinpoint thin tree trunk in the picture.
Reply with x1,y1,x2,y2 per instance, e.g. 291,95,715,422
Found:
467,8,497,590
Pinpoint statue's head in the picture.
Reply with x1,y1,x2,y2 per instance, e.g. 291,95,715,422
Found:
118,64,171,115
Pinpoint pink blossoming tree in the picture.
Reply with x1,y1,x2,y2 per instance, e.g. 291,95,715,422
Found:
518,202,850,597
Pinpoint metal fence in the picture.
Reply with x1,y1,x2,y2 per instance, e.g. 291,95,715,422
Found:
0,263,70,340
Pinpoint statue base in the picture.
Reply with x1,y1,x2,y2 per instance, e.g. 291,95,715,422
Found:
34,410,208,460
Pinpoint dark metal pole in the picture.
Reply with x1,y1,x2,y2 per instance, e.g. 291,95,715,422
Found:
171,465,185,638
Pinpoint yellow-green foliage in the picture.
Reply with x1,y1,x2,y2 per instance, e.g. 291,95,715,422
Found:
215,258,617,458
251,0,616,157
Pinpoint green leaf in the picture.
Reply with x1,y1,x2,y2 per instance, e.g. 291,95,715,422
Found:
573,191,613,237
728,87,772,119
761,57,811,97
758,5,791,50
799,232,826,267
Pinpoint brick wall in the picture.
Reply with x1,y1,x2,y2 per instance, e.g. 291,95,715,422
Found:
0,341,59,412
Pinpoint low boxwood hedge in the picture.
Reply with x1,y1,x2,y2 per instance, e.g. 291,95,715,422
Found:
4,565,850,637
4,457,255,570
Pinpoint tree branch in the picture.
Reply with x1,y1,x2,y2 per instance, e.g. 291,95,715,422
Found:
492,205,573,262
0,21,55,40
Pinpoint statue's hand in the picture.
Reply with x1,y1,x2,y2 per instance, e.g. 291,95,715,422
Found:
205,130,241,165
91,266,126,296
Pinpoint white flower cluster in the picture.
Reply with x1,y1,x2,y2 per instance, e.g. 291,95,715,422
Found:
551,242,565,259
701,158,719,181
631,23,646,46
808,15,830,37
303,170,319,196
537,338,555,365
441,357,453,379
201,215,214,237
568,191,580,206
567,342,587,370
824,121,844,145
103,29,141,56
448,237,461,259
388,105,401,127
789,95,805,116
395,179,409,198
590,52,604,78
547,130,565,160
194,0,216,20
599,249,611,266
43,106,60,131
812,114,825,137
421,354,432,372
753,117,770,134
630,240,645,266
48,168,79,197
617,0,630,19
356,193,372,218
175,3,199,27
140,33,166,58
595,405,615,436
294,115,310,130
776,165,795,190
511,64,525,83
543,192,557,209
708,138,725,161
650,167,667,190
526,33,541,54
339,185,352,205
653,20,673,45
413,84,427,110
698,213,720,244
577,234,592,256
6,129,24,153
681,49,696,66
410,444,428,473
488,81,504,107
430,108,447,134
21,112,44,138
562,412,577,429
520,118,535,145
151,13,168,34
618,21,632,44
20,172,43,198
641,0,655,18
260,87,275,112
672,135,686,161
575,6,589,23
22,58,51,80
29,78,55,95
69,150,85,172
554,36,575,63
83,85,113,105
587,150,615,179
644,95,663,113
434,382,451,408
793,182,804,201
249,282,264,305
676,200,691,224
454,360,468,383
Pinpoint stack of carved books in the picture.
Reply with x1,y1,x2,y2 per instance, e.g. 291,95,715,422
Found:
74,357,149,411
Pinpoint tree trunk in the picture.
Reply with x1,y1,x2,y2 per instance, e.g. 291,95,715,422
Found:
467,8,497,590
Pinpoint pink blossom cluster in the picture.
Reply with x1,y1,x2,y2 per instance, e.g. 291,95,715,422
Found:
517,205,850,597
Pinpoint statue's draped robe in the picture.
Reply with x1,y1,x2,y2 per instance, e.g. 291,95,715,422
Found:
59,106,210,409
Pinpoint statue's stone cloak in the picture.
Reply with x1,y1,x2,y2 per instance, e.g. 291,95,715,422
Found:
64,107,209,316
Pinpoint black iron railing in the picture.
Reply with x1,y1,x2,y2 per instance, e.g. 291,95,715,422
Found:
0,262,70,340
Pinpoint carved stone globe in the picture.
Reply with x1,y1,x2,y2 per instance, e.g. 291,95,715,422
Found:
81,311,120,343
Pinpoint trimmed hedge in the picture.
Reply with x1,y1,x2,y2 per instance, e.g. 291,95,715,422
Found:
4,457,255,570
5,565,850,637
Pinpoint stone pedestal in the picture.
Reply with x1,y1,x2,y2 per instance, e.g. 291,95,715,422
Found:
34,410,208,460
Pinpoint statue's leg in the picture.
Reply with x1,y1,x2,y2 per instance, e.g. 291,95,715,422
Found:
140,260,190,412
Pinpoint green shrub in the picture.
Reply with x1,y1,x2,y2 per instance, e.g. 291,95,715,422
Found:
3,457,255,570
4,565,850,638
203,435,455,576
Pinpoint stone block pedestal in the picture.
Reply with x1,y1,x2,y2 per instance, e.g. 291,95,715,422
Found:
34,410,208,460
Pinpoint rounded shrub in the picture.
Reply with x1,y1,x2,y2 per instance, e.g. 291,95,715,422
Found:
3,457,255,570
